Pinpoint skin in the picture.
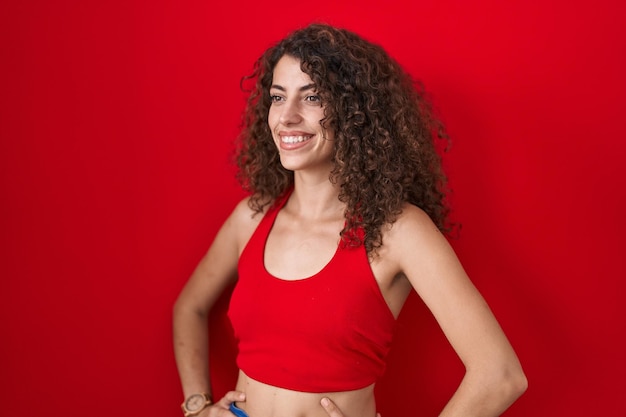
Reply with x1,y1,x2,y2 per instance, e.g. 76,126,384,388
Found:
173,56,527,417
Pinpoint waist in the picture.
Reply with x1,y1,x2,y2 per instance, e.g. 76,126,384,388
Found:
234,370,377,417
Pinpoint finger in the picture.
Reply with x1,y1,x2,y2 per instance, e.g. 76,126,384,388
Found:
320,397,344,417
218,390,246,406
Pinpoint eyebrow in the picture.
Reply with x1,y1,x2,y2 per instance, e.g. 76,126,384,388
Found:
270,83,317,92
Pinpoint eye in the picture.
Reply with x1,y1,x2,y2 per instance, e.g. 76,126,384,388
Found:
270,95,284,103
304,95,321,104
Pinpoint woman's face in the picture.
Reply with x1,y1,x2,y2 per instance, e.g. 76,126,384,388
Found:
267,55,335,174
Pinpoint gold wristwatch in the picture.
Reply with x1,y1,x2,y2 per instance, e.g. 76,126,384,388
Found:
181,393,212,417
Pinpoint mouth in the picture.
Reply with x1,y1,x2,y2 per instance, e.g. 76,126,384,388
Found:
280,135,314,144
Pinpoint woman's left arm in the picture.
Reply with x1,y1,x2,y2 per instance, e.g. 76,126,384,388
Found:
389,205,528,416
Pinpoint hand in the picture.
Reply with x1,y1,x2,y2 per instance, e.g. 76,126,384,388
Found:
320,397,381,417
197,391,246,417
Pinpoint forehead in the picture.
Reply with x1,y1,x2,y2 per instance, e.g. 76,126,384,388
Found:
271,55,314,88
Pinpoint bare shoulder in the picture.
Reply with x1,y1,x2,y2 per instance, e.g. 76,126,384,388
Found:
381,203,459,283
228,196,260,226
384,203,445,250
226,195,270,253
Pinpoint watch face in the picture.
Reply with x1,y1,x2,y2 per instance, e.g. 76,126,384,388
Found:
185,394,205,412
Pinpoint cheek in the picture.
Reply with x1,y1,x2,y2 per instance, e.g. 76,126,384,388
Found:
267,108,278,129
320,120,335,140
324,127,335,141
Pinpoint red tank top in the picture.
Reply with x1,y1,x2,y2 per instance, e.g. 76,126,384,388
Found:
228,190,396,392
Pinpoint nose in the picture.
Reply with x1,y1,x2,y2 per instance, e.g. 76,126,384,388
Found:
278,100,303,125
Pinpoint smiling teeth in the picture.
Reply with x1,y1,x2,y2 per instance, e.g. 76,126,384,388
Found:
281,135,312,144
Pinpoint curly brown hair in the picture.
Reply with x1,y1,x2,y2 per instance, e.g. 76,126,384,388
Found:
235,23,450,255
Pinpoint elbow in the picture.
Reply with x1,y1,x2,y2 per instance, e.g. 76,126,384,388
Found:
173,293,186,313
511,368,528,398
499,365,528,403
468,363,528,407
172,293,210,323
172,293,186,319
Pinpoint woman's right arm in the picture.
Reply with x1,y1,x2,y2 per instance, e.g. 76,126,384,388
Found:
173,198,256,414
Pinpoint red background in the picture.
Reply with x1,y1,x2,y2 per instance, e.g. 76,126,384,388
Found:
1,1,624,416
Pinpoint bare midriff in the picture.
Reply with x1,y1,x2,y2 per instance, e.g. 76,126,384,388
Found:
234,370,377,417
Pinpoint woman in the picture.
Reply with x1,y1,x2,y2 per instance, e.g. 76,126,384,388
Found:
173,23,527,417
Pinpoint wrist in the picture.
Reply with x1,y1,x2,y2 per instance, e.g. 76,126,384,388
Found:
181,392,213,417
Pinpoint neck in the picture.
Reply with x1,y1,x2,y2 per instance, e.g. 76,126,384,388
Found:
287,174,344,220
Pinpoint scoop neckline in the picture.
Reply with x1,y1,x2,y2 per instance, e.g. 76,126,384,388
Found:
261,190,342,282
